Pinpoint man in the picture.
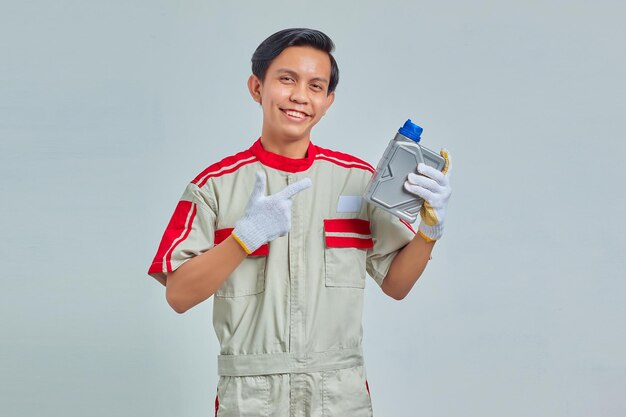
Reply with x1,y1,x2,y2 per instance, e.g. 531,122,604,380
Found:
148,28,452,417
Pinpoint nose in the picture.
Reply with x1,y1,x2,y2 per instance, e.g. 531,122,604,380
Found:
289,82,308,104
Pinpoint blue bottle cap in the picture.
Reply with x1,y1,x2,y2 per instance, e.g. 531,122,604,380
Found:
398,119,423,142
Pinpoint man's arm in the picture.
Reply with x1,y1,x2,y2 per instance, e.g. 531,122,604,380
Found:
381,234,434,300
381,149,452,300
166,172,312,314
166,235,247,313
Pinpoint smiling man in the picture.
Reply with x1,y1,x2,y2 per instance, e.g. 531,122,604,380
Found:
148,28,452,417
250,45,335,155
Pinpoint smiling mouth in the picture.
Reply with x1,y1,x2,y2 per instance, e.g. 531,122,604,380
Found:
281,109,309,119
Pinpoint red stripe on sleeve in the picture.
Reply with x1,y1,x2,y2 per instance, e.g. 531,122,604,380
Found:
148,200,196,274
165,203,197,272
399,218,416,234
214,228,269,256
324,218,371,234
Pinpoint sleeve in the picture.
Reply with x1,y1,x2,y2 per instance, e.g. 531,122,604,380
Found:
147,182,217,285
366,203,417,287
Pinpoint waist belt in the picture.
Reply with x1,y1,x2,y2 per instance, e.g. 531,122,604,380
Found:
217,347,364,376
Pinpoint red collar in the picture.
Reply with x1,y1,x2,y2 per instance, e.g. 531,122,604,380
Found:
249,137,318,173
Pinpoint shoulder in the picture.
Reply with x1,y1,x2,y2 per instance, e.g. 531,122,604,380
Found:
190,148,257,188
314,145,375,174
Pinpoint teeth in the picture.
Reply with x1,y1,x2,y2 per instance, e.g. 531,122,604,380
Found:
285,110,306,118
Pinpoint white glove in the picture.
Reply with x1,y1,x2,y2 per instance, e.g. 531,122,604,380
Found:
232,171,312,254
404,149,452,242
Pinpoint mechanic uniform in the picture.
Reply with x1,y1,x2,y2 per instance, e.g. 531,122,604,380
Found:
148,138,416,417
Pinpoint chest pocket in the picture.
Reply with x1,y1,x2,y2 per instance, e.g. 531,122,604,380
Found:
323,219,373,289
213,228,268,298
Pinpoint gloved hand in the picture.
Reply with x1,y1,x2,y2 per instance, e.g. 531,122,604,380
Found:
404,149,452,242
232,171,312,254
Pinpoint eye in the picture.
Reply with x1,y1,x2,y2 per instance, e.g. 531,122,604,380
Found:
280,76,294,82
311,83,323,91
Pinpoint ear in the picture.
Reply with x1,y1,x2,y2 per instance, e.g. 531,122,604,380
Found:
247,74,263,104
322,91,335,116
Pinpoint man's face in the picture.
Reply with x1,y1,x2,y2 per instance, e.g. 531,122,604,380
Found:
248,46,335,144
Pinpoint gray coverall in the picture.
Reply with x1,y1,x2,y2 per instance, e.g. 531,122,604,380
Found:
149,138,415,416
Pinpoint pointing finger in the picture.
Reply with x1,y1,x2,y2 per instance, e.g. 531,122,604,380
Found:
274,177,312,200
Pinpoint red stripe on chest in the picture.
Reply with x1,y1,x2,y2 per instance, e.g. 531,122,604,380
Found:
215,228,269,256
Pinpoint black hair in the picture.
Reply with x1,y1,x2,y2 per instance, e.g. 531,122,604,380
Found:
251,28,339,95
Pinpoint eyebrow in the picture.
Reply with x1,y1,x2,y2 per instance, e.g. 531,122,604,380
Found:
275,68,329,84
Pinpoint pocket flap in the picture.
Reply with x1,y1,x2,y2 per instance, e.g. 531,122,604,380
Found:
215,228,269,256
323,219,374,249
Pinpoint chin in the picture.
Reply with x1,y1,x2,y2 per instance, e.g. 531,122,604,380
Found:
281,128,311,142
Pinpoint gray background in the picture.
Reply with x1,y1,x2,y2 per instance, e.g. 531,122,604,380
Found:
2,1,625,416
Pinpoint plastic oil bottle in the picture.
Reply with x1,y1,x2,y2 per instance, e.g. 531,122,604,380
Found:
363,119,446,223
